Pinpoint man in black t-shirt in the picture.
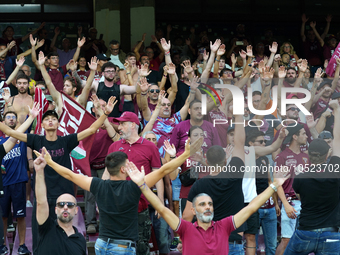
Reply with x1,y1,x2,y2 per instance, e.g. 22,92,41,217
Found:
0,98,114,254
33,149,86,255
34,136,199,255
284,99,340,254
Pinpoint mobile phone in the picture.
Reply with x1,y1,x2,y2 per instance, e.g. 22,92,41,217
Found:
236,41,244,46
99,34,103,40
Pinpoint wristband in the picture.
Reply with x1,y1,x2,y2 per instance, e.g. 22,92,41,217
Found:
141,92,148,96
165,51,170,56
138,182,146,188
126,72,131,75
270,183,277,192
104,112,109,116
215,58,220,62
170,156,176,159
28,158,33,161
163,74,167,78
110,133,117,139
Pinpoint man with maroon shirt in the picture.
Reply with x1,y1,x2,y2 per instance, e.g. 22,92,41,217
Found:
170,99,222,153
274,124,309,255
107,112,162,255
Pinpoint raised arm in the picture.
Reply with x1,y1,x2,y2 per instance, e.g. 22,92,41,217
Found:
160,38,172,65
301,14,309,42
234,170,289,228
310,22,324,47
134,33,146,61
0,41,15,58
72,37,86,62
6,56,25,85
201,39,221,83
179,76,199,120
77,96,116,141
213,44,226,78
255,128,286,157
267,42,278,68
305,68,323,111
34,149,49,225
128,162,180,231
50,27,60,51
77,56,98,107
232,114,245,162
137,76,152,121
151,35,164,62
167,63,178,105
35,147,92,192
321,15,332,40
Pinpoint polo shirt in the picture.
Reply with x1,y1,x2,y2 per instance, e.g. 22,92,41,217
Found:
47,65,68,92
107,137,161,212
37,217,86,255
176,216,236,255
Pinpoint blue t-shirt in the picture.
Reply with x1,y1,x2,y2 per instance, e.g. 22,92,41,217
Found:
0,137,28,186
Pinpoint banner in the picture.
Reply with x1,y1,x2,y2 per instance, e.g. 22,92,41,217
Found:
326,42,340,77
58,92,96,176
34,87,49,135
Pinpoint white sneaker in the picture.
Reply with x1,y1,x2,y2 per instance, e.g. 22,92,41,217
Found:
26,200,33,207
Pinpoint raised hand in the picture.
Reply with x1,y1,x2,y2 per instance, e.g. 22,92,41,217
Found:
258,60,265,74
263,56,269,66
160,38,171,52
37,39,45,48
126,161,145,186
278,66,287,79
142,33,146,42
90,94,101,110
329,99,340,110
190,75,200,91
325,14,332,23
105,96,117,115
274,54,281,63
168,63,176,74
269,42,278,54
273,167,291,187
29,34,37,46
163,65,169,75
203,49,209,61
2,89,10,102
210,39,221,53
314,67,323,83
298,59,308,73
230,53,236,64
301,13,309,23
306,113,317,129
310,21,316,29
88,56,98,71
157,90,166,107
68,59,77,72
246,45,253,57
33,148,47,173
137,77,150,93
188,137,204,157
38,51,46,66
34,147,52,165
262,67,275,83
78,37,86,48
54,27,60,35
138,63,152,77
7,41,16,50
28,102,41,118
151,35,157,42
217,44,226,56
239,50,247,59
224,144,234,160
278,127,287,140
181,60,193,74
16,56,25,68
163,140,176,157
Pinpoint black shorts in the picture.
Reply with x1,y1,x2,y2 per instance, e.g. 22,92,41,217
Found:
244,203,260,235
0,182,26,218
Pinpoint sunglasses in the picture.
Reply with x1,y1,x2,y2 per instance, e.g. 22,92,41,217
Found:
255,140,265,144
56,202,76,209
287,107,300,112
149,89,160,93
5,116,16,120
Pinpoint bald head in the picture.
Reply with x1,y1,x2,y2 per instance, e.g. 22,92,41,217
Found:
57,193,76,204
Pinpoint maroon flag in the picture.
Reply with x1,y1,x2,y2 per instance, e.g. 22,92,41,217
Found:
57,92,96,176
326,42,340,77
34,87,49,135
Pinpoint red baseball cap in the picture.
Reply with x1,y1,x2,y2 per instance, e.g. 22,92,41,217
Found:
112,112,140,125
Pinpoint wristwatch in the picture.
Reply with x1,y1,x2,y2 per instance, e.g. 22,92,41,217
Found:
270,183,277,192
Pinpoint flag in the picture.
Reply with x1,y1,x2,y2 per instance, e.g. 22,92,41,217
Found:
34,87,49,135
326,42,340,77
58,92,96,176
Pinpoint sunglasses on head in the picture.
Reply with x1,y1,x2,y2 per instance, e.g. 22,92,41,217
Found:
149,89,160,93
288,107,300,112
255,140,265,144
56,202,76,209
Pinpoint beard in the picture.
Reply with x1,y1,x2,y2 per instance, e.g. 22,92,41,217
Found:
285,77,296,84
58,212,73,223
18,88,28,94
105,77,114,82
120,129,132,140
195,209,214,223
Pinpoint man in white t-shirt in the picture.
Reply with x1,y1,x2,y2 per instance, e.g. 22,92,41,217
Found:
108,40,126,70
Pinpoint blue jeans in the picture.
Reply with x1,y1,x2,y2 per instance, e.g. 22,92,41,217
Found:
284,229,340,255
228,242,244,255
281,200,301,238
95,238,136,255
257,207,277,255
149,207,171,253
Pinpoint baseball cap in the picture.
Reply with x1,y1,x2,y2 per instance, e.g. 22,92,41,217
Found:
96,53,111,61
42,110,59,121
318,131,333,139
283,123,304,144
227,126,235,133
308,138,330,157
112,112,140,125
45,95,53,102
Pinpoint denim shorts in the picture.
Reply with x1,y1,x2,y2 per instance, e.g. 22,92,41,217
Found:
95,238,136,255
281,200,301,238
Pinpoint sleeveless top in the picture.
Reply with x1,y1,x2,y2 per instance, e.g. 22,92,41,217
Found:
96,82,121,117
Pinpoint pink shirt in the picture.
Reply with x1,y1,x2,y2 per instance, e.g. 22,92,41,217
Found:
176,216,236,255
204,109,228,147
311,97,329,119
